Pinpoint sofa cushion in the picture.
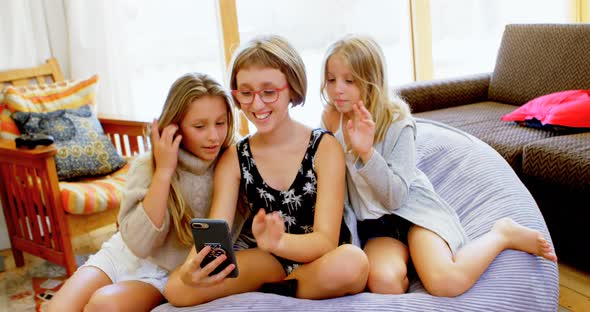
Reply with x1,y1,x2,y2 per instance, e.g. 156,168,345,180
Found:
488,24,590,105
501,89,590,129
522,132,590,192
59,162,130,215
414,101,560,172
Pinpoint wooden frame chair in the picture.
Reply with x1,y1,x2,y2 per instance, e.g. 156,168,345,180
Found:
0,58,150,275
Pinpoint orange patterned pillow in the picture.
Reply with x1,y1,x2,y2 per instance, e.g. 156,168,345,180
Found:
0,75,99,140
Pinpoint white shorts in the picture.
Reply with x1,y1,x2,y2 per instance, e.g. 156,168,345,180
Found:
80,232,170,294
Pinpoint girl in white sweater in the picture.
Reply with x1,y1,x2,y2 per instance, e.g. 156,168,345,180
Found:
49,73,237,312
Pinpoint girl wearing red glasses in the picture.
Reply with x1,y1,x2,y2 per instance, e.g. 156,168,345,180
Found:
164,35,369,306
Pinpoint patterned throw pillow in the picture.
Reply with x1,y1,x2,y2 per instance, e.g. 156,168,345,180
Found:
11,105,126,180
0,75,98,140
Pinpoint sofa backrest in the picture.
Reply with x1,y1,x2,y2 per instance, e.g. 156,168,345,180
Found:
488,24,590,106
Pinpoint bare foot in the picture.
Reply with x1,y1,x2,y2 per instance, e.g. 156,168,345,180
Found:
492,218,557,262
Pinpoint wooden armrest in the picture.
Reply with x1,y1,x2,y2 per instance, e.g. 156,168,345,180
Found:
0,138,57,161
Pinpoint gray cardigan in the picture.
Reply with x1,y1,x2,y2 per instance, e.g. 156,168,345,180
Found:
336,116,469,253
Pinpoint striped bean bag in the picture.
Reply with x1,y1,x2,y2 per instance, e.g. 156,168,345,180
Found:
154,119,558,312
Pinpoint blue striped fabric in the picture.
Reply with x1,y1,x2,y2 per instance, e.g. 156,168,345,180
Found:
154,119,558,312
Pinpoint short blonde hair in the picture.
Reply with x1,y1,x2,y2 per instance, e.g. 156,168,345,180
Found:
321,35,410,144
151,72,236,246
228,35,307,108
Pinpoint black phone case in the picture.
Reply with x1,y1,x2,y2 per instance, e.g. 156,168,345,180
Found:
190,218,239,278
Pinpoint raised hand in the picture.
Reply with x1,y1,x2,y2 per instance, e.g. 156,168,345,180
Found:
151,119,182,179
179,246,236,287
252,209,285,253
346,101,375,162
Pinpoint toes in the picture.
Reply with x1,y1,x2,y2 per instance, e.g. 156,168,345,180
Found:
546,253,558,262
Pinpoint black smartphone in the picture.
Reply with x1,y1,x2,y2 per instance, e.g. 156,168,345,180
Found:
190,218,239,278
36,291,55,301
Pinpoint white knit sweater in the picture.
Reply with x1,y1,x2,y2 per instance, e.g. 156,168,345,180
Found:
118,148,217,271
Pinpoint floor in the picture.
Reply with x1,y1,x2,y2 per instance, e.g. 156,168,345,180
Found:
558,262,590,312
0,226,589,312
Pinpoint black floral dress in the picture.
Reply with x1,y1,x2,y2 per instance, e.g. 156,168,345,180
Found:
236,128,329,274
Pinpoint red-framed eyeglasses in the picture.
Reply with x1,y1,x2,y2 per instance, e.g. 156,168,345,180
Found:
231,84,289,105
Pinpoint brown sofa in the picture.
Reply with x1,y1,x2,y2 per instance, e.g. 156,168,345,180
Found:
396,24,590,271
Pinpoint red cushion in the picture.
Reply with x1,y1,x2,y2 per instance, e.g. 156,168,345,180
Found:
501,90,590,128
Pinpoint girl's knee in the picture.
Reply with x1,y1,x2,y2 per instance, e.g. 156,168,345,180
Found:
421,269,472,297
47,289,86,312
325,244,369,289
367,263,408,294
85,285,123,312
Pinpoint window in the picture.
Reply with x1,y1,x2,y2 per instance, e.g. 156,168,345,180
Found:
430,0,571,78
125,0,224,121
236,0,413,127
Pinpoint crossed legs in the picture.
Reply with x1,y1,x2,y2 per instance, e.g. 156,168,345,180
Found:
165,244,368,306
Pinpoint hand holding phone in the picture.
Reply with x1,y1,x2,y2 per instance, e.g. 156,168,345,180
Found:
190,218,238,279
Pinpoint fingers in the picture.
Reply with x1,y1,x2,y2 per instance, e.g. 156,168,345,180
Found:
199,253,227,276
253,208,266,224
161,124,179,145
187,246,210,272
267,211,283,223
262,211,283,224
354,101,374,125
173,132,183,148
346,119,354,133
152,120,179,146
202,261,236,285
185,246,236,286
268,212,285,231
218,263,236,278
358,101,372,120
151,119,160,141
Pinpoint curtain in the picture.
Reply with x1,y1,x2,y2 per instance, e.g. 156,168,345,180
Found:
0,0,55,249
0,0,52,70
0,0,133,117
63,0,136,117
2,0,224,120
62,0,224,120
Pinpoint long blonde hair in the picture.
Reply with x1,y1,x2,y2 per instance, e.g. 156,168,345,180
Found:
228,35,307,108
321,35,410,144
151,72,236,246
